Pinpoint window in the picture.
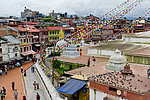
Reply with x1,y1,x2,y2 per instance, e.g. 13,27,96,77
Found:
110,30,113,33
20,39,22,43
0,48,2,53
109,87,117,92
27,38,28,43
24,38,26,43
20,32,22,36
13,46,18,52
8,55,10,59
27,46,28,51
0,44,1,47
15,53,17,57
21,48,22,52
24,47,26,52
29,38,31,42
8,47,10,53
0,56,2,61
29,46,31,50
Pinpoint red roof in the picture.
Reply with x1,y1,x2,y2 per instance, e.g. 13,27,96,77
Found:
64,27,72,30
47,27,64,30
22,22,39,25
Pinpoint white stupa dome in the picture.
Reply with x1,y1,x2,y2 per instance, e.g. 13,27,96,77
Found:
109,49,126,63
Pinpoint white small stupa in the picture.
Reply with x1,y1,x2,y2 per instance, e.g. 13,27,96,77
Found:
80,40,89,46
105,49,126,71
62,45,80,58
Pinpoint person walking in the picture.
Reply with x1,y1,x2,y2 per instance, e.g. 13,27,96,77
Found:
92,56,96,66
23,95,26,100
5,68,7,75
32,66,34,73
37,83,39,89
12,82,15,91
0,90,5,100
33,81,36,90
21,66,23,73
24,70,26,76
36,92,40,100
80,49,82,56
2,87,6,95
87,57,90,67
14,89,18,100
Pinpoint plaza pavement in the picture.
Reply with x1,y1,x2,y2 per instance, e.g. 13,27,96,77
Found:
24,67,48,100
0,61,33,100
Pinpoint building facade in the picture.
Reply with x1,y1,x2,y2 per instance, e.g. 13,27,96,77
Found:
2,35,21,60
0,38,8,63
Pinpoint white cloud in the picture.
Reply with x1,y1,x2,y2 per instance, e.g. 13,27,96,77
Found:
0,0,150,18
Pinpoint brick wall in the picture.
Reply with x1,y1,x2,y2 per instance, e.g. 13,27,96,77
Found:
90,81,150,100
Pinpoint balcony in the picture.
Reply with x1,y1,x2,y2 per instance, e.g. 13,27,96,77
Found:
20,35,26,37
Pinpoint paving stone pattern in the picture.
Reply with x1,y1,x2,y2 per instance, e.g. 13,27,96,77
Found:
24,67,48,100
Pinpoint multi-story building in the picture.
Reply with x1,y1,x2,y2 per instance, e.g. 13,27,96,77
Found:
21,7,43,22
0,25,7,36
25,25,41,52
2,35,22,61
7,25,36,60
49,10,67,20
0,37,8,64
134,18,145,33
47,26,65,40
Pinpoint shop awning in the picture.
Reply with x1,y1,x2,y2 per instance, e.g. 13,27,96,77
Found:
56,78,88,94
21,50,36,56
10,57,24,60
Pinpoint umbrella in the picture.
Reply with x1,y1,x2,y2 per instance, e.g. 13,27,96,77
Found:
16,62,20,66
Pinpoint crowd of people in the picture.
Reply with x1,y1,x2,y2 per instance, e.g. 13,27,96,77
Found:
0,55,41,100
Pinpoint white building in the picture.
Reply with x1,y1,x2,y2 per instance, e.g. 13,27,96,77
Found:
0,38,8,63
2,35,22,60
122,31,150,44
88,43,146,57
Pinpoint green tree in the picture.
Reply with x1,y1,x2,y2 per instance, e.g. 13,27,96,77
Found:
69,64,73,70
53,58,61,68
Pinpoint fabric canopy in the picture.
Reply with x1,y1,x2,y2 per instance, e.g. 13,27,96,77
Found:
57,78,88,94
21,50,36,56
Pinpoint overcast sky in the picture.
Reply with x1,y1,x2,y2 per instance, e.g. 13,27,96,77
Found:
0,0,150,18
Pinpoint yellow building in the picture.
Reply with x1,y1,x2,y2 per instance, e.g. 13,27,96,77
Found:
47,27,64,40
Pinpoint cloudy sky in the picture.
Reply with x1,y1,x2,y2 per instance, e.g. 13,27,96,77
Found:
0,0,150,18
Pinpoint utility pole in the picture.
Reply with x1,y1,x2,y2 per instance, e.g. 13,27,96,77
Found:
52,42,55,85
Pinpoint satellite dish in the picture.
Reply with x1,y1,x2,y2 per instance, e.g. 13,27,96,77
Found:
117,90,121,96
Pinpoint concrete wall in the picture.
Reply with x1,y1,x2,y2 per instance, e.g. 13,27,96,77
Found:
123,35,150,43
101,50,114,56
126,55,150,65
88,48,97,55
35,62,64,100
88,48,114,56
0,43,8,61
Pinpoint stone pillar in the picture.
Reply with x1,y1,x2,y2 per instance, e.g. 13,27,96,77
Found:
132,56,134,63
